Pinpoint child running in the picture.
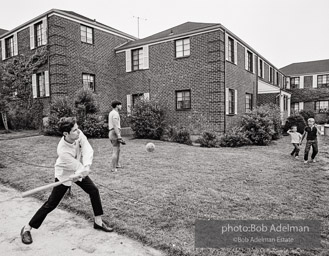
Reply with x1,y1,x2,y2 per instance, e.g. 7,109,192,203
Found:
300,118,322,163
287,125,302,159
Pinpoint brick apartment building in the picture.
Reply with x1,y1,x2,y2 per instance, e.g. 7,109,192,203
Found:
280,59,329,122
1,9,290,133
0,9,136,116
116,22,290,132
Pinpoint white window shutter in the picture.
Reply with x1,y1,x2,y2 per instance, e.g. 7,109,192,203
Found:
234,89,238,115
13,33,18,56
225,88,229,114
225,33,228,61
1,39,5,60
125,49,131,72
143,45,149,69
143,92,150,100
274,71,277,85
262,61,265,78
286,77,290,89
42,17,47,45
253,54,256,74
45,71,50,96
312,75,317,88
245,48,248,70
299,76,304,89
299,102,304,111
30,25,35,50
258,58,261,76
127,94,132,114
32,74,37,98
234,40,237,64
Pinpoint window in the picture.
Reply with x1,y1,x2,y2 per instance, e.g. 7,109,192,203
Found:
228,89,235,114
175,38,190,58
292,103,299,112
247,51,253,72
176,90,191,110
36,72,46,97
259,59,263,78
290,77,300,89
81,25,93,44
245,93,252,113
5,36,14,58
269,67,273,83
228,37,234,63
132,93,144,107
132,48,143,71
276,72,280,86
82,74,95,91
35,22,43,47
283,95,288,111
317,74,329,88
315,101,329,113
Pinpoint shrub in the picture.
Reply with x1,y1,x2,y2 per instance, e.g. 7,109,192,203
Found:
173,127,192,145
283,114,306,134
299,110,315,123
160,125,178,142
240,104,281,145
198,131,219,148
220,128,251,147
74,88,99,115
130,99,166,139
44,97,74,136
315,113,328,124
79,114,108,138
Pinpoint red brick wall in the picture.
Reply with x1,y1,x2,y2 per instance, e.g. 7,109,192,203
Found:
116,30,226,133
225,42,257,130
47,15,129,115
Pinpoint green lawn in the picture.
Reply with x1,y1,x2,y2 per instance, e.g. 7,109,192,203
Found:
1,134,329,256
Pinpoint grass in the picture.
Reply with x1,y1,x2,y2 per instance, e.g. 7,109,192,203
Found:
1,134,329,256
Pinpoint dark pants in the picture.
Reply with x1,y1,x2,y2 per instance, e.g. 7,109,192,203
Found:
291,143,300,156
29,176,103,229
304,140,318,161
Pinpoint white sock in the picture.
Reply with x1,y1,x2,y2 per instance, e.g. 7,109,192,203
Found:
24,225,32,232
94,216,102,226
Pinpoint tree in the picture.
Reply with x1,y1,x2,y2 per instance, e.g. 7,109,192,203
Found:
0,47,48,129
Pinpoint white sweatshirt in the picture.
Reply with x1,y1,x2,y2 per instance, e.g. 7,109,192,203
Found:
54,130,93,186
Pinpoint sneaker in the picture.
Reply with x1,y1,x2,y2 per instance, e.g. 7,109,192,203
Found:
20,226,33,244
311,159,316,163
295,156,299,159
304,160,308,164
110,168,118,172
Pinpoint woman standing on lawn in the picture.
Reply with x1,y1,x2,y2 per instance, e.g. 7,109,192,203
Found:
20,117,113,245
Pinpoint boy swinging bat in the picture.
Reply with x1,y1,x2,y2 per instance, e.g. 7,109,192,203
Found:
20,117,113,245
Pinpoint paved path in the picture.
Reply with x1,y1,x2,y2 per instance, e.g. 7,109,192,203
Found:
0,184,164,256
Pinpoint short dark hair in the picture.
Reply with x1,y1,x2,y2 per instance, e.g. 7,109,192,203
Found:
111,100,122,108
58,117,76,134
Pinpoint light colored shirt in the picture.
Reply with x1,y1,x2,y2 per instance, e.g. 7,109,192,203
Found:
108,109,121,130
54,130,93,186
287,131,302,144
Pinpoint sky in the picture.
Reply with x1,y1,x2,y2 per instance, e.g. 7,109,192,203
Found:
1,0,328,68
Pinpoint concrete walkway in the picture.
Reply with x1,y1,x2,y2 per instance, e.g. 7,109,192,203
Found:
0,184,165,256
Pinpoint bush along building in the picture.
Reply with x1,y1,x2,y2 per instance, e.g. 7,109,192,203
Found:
280,59,329,123
1,9,290,133
0,9,136,118
115,22,290,133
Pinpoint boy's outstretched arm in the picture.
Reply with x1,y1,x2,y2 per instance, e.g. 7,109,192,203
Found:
300,131,307,144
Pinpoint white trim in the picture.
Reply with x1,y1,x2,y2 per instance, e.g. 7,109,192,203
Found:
45,71,50,96
143,45,149,69
299,75,304,89
42,17,47,45
29,25,35,50
312,75,317,88
287,96,291,116
286,71,329,76
1,39,5,60
13,33,18,56
116,27,223,53
32,74,37,98
233,40,237,65
258,80,281,94
125,49,132,72
127,94,132,114
225,32,228,61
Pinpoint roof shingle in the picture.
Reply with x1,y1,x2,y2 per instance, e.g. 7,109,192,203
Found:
280,59,329,75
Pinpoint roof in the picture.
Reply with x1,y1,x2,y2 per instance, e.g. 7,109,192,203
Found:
280,59,329,75
0,29,8,36
116,22,220,50
0,9,136,41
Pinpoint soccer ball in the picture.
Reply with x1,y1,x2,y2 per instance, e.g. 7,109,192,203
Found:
146,142,155,152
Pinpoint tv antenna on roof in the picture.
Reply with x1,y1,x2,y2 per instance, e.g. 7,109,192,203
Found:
133,16,147,38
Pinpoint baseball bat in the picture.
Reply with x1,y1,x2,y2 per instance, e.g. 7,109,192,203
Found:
21,178,72,198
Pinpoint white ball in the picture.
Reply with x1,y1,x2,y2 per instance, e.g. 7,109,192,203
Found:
145,142,155,152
